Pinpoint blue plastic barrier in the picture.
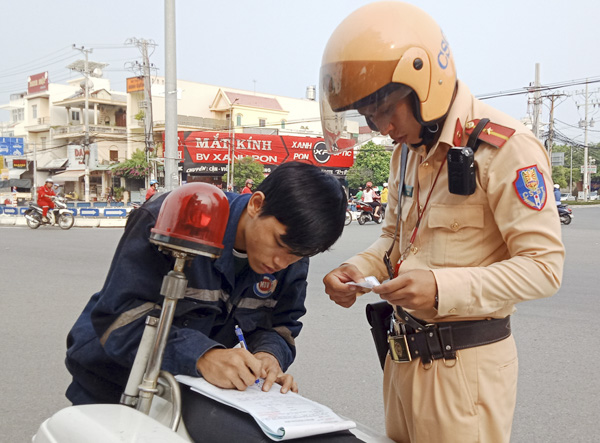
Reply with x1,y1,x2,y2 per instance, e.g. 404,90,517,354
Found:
77,202,91,208
79,208,100,217
3,207,18,215
104,209,127,217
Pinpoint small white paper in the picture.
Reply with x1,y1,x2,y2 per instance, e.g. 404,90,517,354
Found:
347,275,380,289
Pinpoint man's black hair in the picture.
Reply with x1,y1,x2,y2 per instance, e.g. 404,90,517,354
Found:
255,161,346,257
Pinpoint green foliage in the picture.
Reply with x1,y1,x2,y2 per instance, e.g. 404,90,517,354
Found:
551,143,599,184
221,156,265,190
134,110,145,121
113,186,125,202
111,149,150,179
346,141,391,189
551,166,569,189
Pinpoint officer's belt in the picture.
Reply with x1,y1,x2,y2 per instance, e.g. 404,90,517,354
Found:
389,315,511,365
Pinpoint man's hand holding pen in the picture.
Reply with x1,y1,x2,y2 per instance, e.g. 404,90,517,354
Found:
195,325,298,394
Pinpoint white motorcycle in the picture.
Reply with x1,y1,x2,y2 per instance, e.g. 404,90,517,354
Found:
24,196,75,230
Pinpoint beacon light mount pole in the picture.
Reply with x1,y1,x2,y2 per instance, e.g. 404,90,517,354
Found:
120,183,229,431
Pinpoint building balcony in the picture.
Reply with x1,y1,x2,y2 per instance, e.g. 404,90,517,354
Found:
24,117,51,133
53,124,128,139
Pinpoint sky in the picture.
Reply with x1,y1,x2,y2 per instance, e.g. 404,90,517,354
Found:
2,0,600,145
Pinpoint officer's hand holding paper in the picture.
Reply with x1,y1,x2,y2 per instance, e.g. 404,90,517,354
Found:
322,263,367,308
373,269,438,311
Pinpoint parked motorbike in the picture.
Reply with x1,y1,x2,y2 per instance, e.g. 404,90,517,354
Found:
24,196,75,230
558,204,573,225
354,200,385,225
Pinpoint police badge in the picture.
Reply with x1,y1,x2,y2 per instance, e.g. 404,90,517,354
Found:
513,165,547,211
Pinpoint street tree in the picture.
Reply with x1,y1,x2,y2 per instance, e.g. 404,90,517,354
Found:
111,149,150,179
346,141,391,190
222,156,264,191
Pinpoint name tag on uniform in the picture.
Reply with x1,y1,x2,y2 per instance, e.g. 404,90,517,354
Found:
403,185,414,198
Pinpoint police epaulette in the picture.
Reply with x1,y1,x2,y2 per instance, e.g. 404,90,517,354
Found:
464,119,516,149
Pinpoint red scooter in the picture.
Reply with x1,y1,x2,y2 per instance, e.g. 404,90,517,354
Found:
353,199,385,225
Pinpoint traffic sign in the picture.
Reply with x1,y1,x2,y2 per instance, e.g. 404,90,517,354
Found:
0,137,25,156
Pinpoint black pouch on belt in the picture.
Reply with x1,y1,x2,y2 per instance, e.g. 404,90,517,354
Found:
365,301,394,370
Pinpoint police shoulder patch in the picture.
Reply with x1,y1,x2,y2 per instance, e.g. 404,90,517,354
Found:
253,274,278,298
513,165,547,211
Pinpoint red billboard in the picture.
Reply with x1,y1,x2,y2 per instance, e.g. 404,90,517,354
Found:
28,72,49,94
177,131,354,177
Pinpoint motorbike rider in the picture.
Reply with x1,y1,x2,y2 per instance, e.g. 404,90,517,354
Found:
362,181,381,219
37,178,56,223
241,178,254,195
320,2,564,442
554,183,561,206
380,182,389,211
145,179,158,201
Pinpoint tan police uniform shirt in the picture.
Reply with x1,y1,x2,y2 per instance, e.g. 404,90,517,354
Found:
346,80,565,323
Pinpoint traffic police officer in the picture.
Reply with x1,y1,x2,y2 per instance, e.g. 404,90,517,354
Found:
321,2,565,442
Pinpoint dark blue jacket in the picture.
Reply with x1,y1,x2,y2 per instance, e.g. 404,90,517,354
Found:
65,192,308,404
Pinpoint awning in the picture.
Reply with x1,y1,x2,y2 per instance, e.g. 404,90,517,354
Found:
9,169,25,179
52,170,85,183
0,178,31,189
38,158,68,171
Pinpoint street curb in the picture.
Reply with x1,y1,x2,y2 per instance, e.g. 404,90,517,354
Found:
0,214,126,228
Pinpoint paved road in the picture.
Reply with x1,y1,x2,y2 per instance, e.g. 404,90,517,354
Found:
1,206,598,442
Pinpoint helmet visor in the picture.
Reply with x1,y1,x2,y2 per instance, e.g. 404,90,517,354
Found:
320,73,412,153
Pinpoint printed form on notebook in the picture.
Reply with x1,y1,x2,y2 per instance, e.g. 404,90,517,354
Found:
176,375,356,441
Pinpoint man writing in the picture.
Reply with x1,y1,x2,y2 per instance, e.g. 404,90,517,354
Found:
320,2,564,442
64,162,347,439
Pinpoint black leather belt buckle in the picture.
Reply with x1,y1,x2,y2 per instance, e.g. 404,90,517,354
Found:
388,334,412,362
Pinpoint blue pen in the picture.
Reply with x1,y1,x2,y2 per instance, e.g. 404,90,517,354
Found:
235,324,248,350
235,325,262,387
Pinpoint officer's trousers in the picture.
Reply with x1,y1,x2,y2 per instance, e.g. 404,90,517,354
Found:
383,335,518,443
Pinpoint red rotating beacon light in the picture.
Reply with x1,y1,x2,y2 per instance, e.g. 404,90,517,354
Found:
150,183,230,258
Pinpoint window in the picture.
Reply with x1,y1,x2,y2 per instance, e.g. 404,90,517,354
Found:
41,137,47,150
259,118,266,127
110,150,119,162
12,108,24,122
236,114,242,127
71,110,80,122
281,119,286,129
32,105,38,119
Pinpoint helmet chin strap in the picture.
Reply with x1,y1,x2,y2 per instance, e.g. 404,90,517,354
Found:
411,122,441,150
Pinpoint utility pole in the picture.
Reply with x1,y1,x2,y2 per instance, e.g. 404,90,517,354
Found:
583,81,589,201
227,98,239,191
164,0,178,192
69,47,106,202
32,142,38,201
532,63,542,140
72,45,92,202
125,38,157,189
575,80,599,201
